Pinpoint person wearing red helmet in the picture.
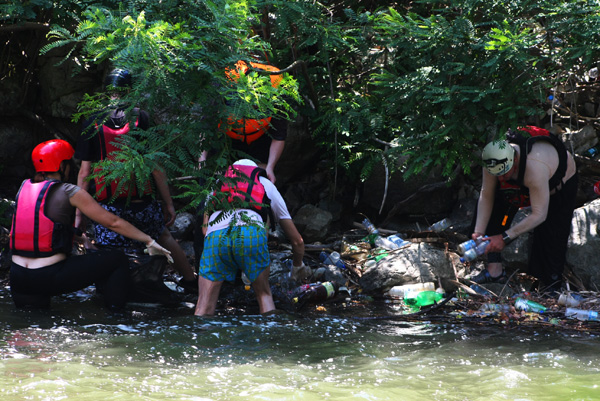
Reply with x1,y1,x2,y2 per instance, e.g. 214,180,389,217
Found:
9,139,172,310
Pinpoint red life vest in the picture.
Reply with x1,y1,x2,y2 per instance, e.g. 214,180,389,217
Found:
94,121,153,202
10,179,73,257
222,61,282,144
212,165,272,222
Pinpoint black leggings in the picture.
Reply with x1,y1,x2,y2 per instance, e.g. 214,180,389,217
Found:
10,249,131,310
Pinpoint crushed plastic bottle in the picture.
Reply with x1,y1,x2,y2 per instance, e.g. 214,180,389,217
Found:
558,293,583,308
428,218,451,232
515,297,546,313
404,290,444,307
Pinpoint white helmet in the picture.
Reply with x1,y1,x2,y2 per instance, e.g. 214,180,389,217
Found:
482,140,515,176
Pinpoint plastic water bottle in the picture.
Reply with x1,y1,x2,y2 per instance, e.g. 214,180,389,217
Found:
362,218,399,250
428,218,451,232
319,251,347,270
404,290,444,307
457,236,484,255
385,282,435,298
515,297,546,313
387,234,411,248
479,303,511,313
459,241,489,263
565,308,599,321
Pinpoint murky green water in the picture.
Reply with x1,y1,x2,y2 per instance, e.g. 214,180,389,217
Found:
1,286,599,401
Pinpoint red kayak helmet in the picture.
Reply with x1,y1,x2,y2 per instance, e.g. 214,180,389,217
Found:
31,140,75,173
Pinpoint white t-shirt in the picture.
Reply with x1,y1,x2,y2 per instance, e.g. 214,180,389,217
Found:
205,175,292,236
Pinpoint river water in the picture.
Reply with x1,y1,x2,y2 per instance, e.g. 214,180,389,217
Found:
1,285,599,401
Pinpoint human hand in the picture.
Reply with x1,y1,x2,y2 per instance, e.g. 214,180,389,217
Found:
163,203,176,227
472,232,485,241
145,239,174,263
484,234,505,253
266,166,276,184
291,262,311,281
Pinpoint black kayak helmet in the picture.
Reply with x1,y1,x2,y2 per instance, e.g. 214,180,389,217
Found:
104,68,132,89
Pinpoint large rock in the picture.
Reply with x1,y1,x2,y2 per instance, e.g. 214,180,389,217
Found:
567,198,600,288
292,204,333,243
358,242,468,293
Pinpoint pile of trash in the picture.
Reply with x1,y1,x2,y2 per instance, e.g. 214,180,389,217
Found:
263,216,600,333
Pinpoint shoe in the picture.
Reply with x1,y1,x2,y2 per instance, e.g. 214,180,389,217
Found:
178,277,199,294
469,270,508,284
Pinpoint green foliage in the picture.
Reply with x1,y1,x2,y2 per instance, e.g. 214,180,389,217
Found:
6,0,600,205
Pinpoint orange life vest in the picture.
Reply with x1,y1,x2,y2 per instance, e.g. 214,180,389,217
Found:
222,60,282,144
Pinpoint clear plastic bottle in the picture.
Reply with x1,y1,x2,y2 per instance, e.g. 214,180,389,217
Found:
565,308,599,321
479,303,511,313
319,251,347,270
386,282,435,298
515,297,546,313
387,234,411,248
457,236,484,255
459,241,489,263
362,218,399,250
429,218,451,232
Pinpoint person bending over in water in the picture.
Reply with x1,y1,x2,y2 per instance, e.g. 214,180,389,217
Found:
9,139,172,310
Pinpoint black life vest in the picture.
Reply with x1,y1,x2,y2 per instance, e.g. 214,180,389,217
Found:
499,126,568,208
93,118,153,202
211,165,272,222
10,179,73,257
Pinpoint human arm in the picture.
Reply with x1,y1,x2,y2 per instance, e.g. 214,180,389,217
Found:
279,218,304,267
152,167,176,227
75,160,92,230
265,139,285,183
69,189,172,261
473,168,497,239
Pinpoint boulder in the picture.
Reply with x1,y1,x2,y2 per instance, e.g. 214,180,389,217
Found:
358,242,469,293
567,198,600,289
292,204,333,243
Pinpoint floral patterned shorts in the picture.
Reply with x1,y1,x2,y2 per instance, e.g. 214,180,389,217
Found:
94,199,164,253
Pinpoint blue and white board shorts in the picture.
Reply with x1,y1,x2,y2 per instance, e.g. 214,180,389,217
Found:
199,225,269,282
